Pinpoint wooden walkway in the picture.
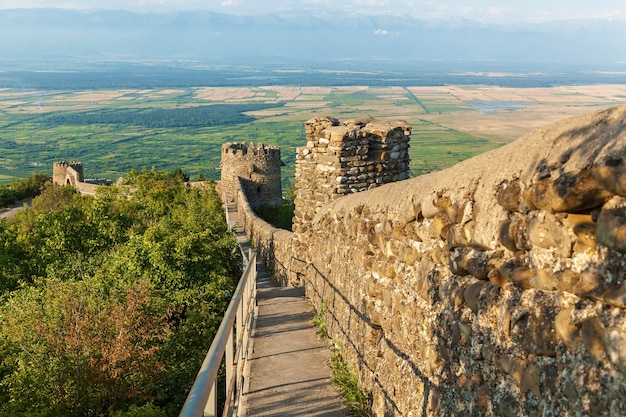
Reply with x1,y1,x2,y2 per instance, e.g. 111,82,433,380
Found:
225,201,347,417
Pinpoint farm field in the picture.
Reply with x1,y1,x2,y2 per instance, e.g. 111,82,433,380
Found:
1,84,626,184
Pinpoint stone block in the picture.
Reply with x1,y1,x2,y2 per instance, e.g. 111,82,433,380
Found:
525,170,611,213
581,315,607,362
593,150,626,197
463,281,487,314
601,281,626,307
528,213,572,257
555,306,581,351
496,179,521,212
596,205,626,253
552,268,602,296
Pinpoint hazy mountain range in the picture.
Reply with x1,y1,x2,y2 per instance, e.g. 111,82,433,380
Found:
1,8,625,71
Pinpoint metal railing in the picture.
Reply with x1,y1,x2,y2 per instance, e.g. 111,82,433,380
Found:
180,194,257,417
179,249,257,417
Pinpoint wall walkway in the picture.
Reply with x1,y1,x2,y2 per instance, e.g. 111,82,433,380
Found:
224,193,346,416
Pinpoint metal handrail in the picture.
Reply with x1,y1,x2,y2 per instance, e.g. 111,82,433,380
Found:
179,248,257,417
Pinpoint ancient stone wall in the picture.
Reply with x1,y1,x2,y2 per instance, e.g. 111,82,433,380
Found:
227,107,626,416
52,161,99,195
293,117,410,235
233,178,297,286
293,106,626,416
75,182,98,195
221,143,283,208
53,161,84,186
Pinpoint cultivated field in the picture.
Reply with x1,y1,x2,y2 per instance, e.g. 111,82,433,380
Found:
1,84,626,183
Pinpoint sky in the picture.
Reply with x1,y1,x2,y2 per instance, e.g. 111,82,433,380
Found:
0,0,624,23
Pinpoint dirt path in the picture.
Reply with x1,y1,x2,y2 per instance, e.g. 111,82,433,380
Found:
0,199,31,219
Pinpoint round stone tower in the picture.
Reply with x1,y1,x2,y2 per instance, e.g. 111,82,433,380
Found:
220,143,283,208
53,161,85,186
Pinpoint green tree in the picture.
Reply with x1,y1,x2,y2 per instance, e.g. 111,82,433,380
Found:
11,173,51,201
0,277,171,417
0,173,51,209
168,167,189,183
30,184,80,213
0,170,241,416
0,223,22,293
0,188,16,208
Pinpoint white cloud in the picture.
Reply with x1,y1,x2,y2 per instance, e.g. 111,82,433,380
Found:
373,28,398,36
485,6,507,18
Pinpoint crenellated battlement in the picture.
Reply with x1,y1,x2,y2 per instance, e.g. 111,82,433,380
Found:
220,142,283,208
53,160,85,187
53,160,83,168
222,142,282,160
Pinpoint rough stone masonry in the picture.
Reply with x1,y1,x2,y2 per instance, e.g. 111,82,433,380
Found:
221,142,283,208
293,116,411,236
225,105,626,416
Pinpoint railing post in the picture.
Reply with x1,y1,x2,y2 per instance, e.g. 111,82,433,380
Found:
203,381,217,417
237,291,244,352
223,192,231,229
252,250,256,282
226,326,234,413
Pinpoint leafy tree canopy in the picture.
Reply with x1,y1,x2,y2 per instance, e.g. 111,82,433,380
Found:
0,171,240,417
0,173,51,209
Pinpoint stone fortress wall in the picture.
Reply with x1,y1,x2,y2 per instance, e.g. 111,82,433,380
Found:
52,161,99,194
225,105,626,416
49,106,626,415
220,142,283,208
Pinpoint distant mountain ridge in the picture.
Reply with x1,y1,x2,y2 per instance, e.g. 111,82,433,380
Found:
1,8,625,70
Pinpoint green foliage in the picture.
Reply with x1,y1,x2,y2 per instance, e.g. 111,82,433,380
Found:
254,199,295,231
12,173,51,200
109,404,166,417
0,223,23,293
30,183,81,213
40,103,284,129
0,278,170,416
169,167,189,183
0,173,51,208
312,302,370,415
330,341,371,417
312,300,328,340
0,172,241,416
0,188,16,208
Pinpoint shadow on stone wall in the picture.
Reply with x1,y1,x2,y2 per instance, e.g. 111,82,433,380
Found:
225,106,626,416
301,259,437,417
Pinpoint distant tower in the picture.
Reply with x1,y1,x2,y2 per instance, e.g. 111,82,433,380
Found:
220,143,283,208
53,161,85,186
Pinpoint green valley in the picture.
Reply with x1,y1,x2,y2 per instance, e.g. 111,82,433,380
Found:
2,84,626,185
